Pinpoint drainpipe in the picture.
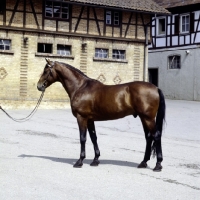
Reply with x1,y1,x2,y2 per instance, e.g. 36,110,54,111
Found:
143,25,148,81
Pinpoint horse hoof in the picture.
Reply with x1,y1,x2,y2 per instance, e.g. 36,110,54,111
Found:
153,162,162,172
73,159,83,168
90,160,100,166
137,161,147,168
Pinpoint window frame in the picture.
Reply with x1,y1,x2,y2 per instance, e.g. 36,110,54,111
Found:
57,44,71,56
0,0,6,14
105,10,121,26
45,0,70,20
168,55,181,69
112,49,126,60
157,17,166,36
180,14,190,34
95,48,108,59
0,39,11,51
105,11,112,25
37,43,53,54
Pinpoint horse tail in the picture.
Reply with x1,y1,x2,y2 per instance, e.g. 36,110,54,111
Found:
156,88,166,134
151,88,166,157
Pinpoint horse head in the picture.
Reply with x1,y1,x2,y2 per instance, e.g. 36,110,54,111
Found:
37,58,57,91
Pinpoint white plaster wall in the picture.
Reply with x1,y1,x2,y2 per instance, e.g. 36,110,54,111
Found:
148,47,200,101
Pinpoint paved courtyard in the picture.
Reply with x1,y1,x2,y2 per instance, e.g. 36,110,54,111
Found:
0,99,200,200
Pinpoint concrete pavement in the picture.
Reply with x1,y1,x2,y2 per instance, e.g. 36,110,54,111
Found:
0,99,200,200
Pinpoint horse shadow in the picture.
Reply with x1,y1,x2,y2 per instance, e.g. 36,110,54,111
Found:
18,154,139,168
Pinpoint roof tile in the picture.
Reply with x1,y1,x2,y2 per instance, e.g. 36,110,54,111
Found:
68,0,170,14
153,0,200,8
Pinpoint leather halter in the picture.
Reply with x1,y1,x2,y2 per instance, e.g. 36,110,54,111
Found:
42,64,53,87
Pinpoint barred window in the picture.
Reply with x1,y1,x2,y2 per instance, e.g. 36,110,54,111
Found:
112,50,126,60
168,55,181,69
37,43,52,53
95,48,108,58
57,45,71,56
0,39,11,50
45,1,69,19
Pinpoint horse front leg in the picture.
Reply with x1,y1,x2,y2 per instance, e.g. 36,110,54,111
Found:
87,120,100,166
73,115,87,168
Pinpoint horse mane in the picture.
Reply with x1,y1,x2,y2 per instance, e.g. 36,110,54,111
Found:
57,61,98,82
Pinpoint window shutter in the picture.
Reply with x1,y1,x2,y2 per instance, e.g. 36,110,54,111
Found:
190,12,194,33
174,15,179,35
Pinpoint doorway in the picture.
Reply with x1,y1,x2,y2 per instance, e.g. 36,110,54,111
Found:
148,68,158,86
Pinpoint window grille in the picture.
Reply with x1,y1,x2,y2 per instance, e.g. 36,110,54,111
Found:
0,39,11,50
105,10,120,26
180,14,190,33
114,12,119,25
168,55,181,69
95,48,108,58
57,45,71,56
112,50,126,60
45,1,69,19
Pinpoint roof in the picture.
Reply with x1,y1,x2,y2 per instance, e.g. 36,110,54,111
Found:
153,0,200,8
68,0,170,14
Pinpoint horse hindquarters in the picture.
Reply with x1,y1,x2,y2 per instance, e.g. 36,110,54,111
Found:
138,88,166,171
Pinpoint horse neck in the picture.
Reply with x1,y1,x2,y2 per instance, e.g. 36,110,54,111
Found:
55,65,87,98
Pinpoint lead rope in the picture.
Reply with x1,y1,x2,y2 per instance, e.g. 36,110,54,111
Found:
0,91,45,122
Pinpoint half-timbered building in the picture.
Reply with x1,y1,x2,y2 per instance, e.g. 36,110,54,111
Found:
149,0,200,101
0,0,168,108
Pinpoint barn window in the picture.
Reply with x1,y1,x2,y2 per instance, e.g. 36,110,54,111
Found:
37,43,52,53
0,39,11,50
57,44,71,55
168,55,181,69
105,10,121,26
45,1,69,19
112,50,126,60
95,48,108,58
157,17,166,36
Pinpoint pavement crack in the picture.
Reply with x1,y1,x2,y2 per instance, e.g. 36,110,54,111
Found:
140,173,200,191
17,130,58,138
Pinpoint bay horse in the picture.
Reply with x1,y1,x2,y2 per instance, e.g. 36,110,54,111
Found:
37,59,166,172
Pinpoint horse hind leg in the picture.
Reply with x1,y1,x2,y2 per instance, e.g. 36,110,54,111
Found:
87,120,100,166
138,117,163,172
153,131,163,172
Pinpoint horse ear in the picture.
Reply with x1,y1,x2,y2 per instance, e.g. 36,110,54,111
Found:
45,58,54,68
45,58,51,65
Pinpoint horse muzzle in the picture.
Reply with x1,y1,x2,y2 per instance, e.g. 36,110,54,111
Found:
37,82,46,91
